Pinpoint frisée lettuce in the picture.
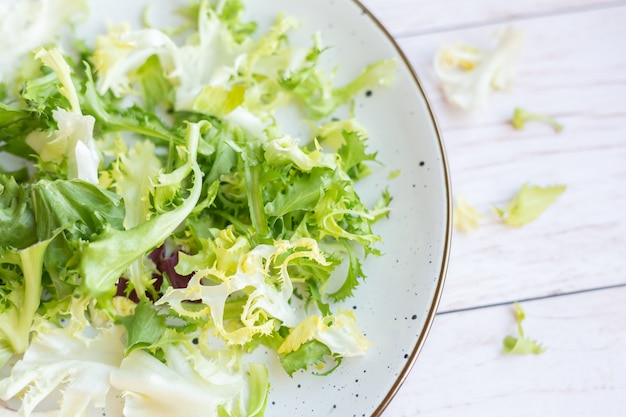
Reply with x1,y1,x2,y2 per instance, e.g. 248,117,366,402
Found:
0,1,396,416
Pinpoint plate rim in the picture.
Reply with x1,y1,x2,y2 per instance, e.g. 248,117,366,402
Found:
348,1,453,415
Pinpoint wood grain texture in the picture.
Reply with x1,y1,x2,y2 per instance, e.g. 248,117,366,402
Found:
360,0,626,37
391,6,626,311
383,286,626,416
372,2,626,415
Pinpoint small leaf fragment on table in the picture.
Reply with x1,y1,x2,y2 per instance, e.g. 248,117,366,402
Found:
495,183,566,227
453,196,484,233
433,26,526,110
502,302,546,355
512,107,563,132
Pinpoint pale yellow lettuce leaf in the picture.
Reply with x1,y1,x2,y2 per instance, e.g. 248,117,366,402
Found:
453,196,484,233
434,26,526,110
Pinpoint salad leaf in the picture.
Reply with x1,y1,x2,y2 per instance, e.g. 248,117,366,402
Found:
0,0,87,85
192,84,246,117
26,108,100,183
157,238,333,346
281,58,396,119
502,302,546,355
280,339,332,377
434,26,526,109
453,196,484,233
0,175,37,250
79,121,204,303
118,299,166,354
0,240,51,367
264,168,325,218
135,54,175,112
0,102,48,160
264,135,335,172
327,241,364,302
109,346,246,417
0,1,395,414
278,310,371,358
31,178,125,240
512,107,563,132
82,66,181,145
495,183,566,227
0,321,125,416
219,363,270,417
338,130,377,180
32,47,82,114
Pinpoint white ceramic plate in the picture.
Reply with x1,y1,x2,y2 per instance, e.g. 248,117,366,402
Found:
83,0,452,416
14,0,451,416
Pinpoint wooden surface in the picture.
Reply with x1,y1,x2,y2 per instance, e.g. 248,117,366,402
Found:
358,0,626,415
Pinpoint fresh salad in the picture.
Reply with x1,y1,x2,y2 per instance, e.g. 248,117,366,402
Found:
0,0,396,416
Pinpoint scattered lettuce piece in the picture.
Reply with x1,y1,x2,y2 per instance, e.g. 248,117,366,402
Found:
495,183,566,227
453,196,484,233
434,27,526,109
502,302,546,355
388,170,401,180
512,107,563,132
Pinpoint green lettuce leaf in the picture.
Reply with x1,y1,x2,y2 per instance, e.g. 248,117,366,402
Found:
136,54,174,112
512,107,563,133
79,121,205,304
118,299,166,354
502,302,546,355
0,175,37,250
495,183,566,227
280,58,396,119
280,340,332,377
0,239,51,366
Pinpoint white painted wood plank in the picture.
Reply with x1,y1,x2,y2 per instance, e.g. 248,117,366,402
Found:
383,286,626,416
360,0,625,37
388,6,626,310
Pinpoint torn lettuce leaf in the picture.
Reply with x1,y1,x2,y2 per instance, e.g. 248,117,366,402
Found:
502,302,546,355
453,196,484,233
26,108,100,184
277,310,371,357
495,183,566,227
0,320,125,416
434,26,526,110
0,240,51,367
0,175,37,250
109,346,247,417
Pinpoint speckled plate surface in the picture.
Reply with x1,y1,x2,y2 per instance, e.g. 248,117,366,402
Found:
81,0,452,416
